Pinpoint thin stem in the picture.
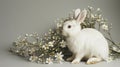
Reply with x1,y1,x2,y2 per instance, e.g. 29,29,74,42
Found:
98,23,100,31
105,37,115,45
105,33,120,49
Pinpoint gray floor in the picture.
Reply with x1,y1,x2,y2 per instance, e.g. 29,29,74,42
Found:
0,0,120,67
0,48,120,67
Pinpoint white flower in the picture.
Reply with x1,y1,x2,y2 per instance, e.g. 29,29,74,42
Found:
46,57,53,64
55,52,64,62
101,24,108,30
88,6,93,10
29,56,38,62
60,40,66,48
48,41,54,47
25,34,29,37
97,8,100,11
42,44,49,50
57,23,62,28
42,45,47,50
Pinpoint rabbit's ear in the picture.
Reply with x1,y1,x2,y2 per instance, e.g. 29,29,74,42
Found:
77,9,87,23
75,9,81,18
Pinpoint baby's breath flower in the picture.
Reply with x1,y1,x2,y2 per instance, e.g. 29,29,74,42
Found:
101,24,108,30
57,23,62,28
42,44,49,50
97,8,100,11
37,58,42,63
28,48,35,54
42,45,46,50
48,41,54,47
25,34,29,37
60,40,66,48
29,56,38,62
55,52,64,62
88,6,93,10
46,57,53,64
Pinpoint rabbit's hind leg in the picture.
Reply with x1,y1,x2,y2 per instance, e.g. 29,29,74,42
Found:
86,57,102,64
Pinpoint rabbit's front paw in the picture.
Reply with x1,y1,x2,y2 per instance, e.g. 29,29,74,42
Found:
71,59,80,64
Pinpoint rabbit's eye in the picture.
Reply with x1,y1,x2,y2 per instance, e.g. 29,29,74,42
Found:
68,25,71,29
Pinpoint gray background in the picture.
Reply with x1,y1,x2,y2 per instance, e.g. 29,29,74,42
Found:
0,0,120,67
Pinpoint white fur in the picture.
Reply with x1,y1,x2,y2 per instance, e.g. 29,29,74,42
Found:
62,9,109,64
75,9,81,18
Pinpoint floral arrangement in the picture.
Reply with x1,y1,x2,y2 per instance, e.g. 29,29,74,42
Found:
9,6,120,64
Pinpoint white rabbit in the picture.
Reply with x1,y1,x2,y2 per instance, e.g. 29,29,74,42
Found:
62,9,109,64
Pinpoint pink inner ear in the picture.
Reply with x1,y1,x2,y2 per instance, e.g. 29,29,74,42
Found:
77,10,87,23
79,13,84,21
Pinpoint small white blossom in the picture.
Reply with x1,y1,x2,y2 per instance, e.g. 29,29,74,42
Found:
88,6,93,10
55,52,64,63
46,57,53,64
97,8,100,11
29,56,38,62
57,23,62,28
42,45,47,50
101,24,108,30
25,34,29,37
42,44,49,50
37,58,42,63
60,40,66,48
48,41,54,47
